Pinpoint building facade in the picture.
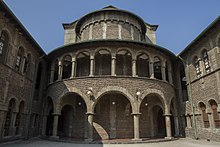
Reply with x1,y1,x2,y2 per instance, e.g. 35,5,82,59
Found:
0,1,219,143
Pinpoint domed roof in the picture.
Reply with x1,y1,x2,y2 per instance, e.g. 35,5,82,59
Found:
75,5,147,35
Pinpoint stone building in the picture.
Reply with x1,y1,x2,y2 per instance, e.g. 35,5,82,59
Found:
0,1,219,143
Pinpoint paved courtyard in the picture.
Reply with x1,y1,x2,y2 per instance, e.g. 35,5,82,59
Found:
1,138,220,147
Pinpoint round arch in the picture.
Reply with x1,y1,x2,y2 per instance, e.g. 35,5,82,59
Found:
56,88,89,114
92,86,135,113
139,89,167,113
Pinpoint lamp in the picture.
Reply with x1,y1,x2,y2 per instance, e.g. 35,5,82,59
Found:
136,89,141,101
87,87,94,100
87,87,93,95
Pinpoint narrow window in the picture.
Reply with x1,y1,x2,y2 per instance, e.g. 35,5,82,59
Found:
203,50,211,73
194,57,201,77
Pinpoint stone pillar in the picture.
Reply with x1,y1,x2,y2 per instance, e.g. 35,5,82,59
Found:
168,66,173,84
52,114,59,138
85,112,94,142
111,55,116,76
41,115,48,136
70,57,76,78
149,61,154,78
132,59,137,77
174,116,180,137
132,113,142,141
89,56,94,77
207,112,215,128
165,114,173,139
58,60,62,80
162,65,166,81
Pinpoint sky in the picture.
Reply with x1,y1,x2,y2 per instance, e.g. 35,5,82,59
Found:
3,0,220,54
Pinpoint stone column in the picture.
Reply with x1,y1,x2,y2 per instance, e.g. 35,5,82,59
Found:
207,112,215,128
41,115,48,136
168,66,173,84
161,61,166,81
149,61,154,78
50,65,55,83
70,57,76,78
85,112,94,142
89,56,94,77
165,114,173,139
111,55,116,76
58,60,62,80
132,113,142,141
132,59,137,77
174,116,180,137
52,114,59,138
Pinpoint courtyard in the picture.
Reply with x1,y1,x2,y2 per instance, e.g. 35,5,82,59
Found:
1,138,220,147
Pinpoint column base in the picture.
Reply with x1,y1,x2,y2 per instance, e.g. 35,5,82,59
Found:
85,138,93,142
132,138,142,142
164,136,174,140
89,75,94,77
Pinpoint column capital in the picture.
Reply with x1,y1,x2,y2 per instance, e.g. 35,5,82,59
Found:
131,112,141,116
163,113,172,116
86,112,95,115
112,56,116,59
52,113,61,116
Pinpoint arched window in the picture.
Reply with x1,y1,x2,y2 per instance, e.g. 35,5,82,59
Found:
194,56,201,77
34,62,43,100
76,51,90,77
4,99,16,136
153,57,162,80
53,60,59,81
0,31,9,63
95,49,111,75
62,55,72,79
209,100,220,128
15,101,25,135
202,50,211,73
136,52,149,77
116,50,132,76
165,62,169,82
179,64,188,101
15,47,24,72
199,102,209,128
23,53,31,74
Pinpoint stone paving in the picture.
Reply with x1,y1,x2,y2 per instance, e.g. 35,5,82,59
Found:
1,138,220,147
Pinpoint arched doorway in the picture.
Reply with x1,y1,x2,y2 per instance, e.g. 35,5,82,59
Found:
45,97,54,136
4,98,16,136
15,101,25,135
93,93,133,140
140,94,166,138
156,107,166,137
58,93,87,139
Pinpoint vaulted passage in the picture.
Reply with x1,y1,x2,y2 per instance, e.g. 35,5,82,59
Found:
57,93,86,139
140,94,166,138
93,93,133,140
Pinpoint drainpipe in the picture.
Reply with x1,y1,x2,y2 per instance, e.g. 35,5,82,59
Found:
178,56,198,140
